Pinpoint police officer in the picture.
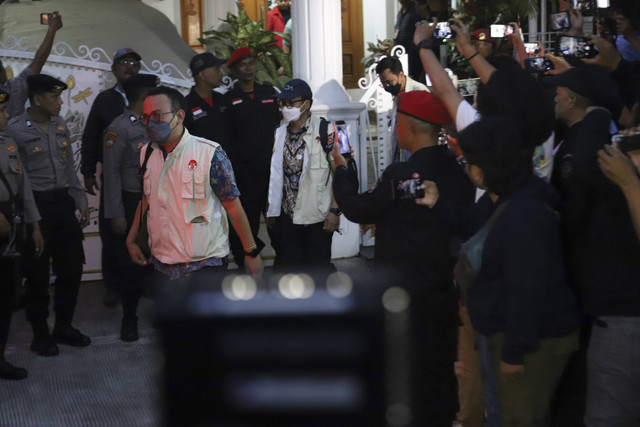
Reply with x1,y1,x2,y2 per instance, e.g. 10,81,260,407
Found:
0,89,44,379
224,47,282,269
102,74,158,342
6,75,90,357
184,52,231,154
81,47,142,307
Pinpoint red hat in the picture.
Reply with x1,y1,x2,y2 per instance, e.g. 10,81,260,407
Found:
227,47,253,68
471,29,494,43
397,91,452,125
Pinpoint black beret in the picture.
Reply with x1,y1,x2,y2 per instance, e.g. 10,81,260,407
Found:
122,74,160,92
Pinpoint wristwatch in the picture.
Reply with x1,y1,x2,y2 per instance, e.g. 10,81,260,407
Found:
416,39,433,50
244,246,261,258
329,207,342,216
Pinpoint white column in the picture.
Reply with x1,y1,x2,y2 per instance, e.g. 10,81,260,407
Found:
528,13,539,42
291,0,366,259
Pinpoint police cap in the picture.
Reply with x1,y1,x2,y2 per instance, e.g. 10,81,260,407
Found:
27,74,68,96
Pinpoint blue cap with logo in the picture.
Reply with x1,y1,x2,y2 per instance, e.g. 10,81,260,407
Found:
274,78,313,100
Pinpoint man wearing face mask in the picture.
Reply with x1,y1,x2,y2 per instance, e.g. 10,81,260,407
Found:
266,79,340,274
126,86,263,285
225,48,281,270
376,56,428,163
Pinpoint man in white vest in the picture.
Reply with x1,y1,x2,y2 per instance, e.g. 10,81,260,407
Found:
126,86,263,284
266,79,340,274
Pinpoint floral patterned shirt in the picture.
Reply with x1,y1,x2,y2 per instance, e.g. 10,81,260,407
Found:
282,126,308,217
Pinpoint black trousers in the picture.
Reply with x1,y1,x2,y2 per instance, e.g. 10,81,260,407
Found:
25,190,84,327
99,174,118,291
272,213,335,275
104,191,148,319
0,257,18,354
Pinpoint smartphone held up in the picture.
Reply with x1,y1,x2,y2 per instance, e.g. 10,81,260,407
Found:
40,11,58,25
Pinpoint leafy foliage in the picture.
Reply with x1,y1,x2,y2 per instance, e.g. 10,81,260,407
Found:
200,4,292,88
361,38,394,69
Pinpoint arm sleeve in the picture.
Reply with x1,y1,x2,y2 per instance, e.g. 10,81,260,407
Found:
65,126,88,209
332,163,395,224
18,159,41,224
102,126,126,218
455,100,481,133
210,146,241,201
6,67,33,117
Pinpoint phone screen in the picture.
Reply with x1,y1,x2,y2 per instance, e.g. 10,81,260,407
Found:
556,35,596,58
435,22,453,39
550,12,570,30
524,57,554,73
335,122,351,156
490,24,514,38
392,178,425,200
40,13,49,25
523,43,539,54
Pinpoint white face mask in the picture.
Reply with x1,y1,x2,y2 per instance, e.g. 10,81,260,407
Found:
281,101,306,123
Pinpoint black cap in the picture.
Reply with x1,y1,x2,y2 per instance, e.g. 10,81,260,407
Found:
190,52,226,76
27,74,67,94
0,88,9,104
274,78,313,100
123,73,160,93
551,65,622,118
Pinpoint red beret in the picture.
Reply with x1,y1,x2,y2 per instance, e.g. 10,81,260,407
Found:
397,91,452,126
471,29,494,43
227,47,253,68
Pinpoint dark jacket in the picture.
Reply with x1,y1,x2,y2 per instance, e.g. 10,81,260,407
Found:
81,86,126,177
224,83,281,177
553,108,640,317
184,87,232,154
333,145,475,319
441,174,581,365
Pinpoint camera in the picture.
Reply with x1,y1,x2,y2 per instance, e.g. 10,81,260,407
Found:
335,120,352,158
490,24,515,38
612,133,640,153
392,178,424,199
555,35,597,58
524,57,554,73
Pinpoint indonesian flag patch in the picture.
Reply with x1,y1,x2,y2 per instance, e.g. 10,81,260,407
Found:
188,160,197,171
232,98,242,105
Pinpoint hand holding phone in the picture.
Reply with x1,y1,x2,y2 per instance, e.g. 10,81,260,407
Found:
490,24,515,38
524,42,540,55
434,21,455,39
555,35,597,59
335,120,352,159
524,57,554,73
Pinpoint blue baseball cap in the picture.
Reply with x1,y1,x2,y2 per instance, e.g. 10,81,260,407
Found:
274,78,313,100
113,47,141,64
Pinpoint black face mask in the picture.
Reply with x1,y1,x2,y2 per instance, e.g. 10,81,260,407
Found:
384,83,402,96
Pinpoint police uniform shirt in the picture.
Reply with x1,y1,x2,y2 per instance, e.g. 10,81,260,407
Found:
0,133,40,223
184,87,232,155
80,86,128,177
6,111,87,209
102,108,148,219
0,67,34,118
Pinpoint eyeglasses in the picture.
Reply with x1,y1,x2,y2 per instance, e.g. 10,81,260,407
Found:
379,80,398,88
278,98,306,109
116,60,141,68
140,111,175,125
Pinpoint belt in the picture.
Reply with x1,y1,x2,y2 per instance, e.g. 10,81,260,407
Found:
33,188,69,203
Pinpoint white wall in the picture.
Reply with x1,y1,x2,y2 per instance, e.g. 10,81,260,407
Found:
141,0,182,34
362,0,398,48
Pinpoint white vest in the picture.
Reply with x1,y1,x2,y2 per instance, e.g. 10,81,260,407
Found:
142,129,229,265
267,116,333,225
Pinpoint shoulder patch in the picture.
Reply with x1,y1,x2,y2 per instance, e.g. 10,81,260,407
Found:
129,115,137,123
105,130,118,148
57,125,65,131
5,145,16,152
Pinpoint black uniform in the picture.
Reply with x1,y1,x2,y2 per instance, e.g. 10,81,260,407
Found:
81,86,127,294
333,145,476,426
224,83,281,264
184,88,232,154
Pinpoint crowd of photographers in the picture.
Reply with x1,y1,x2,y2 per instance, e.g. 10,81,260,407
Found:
398,3,639,426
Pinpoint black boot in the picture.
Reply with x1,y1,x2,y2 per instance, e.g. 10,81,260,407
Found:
120,317,139,342
30,321,59,357
0,357,27,380
52,325,91,347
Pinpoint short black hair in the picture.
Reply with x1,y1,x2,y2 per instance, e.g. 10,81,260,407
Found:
146,86,186,112
376,56,403,76
458,115,532,196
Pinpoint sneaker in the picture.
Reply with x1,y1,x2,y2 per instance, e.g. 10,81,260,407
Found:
52,326,91,347
120,318,139,342
30,336,59,357
0,357,28,380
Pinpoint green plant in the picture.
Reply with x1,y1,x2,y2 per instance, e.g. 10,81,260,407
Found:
445,39,475,79
200,3,292,88
361,38,394,69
